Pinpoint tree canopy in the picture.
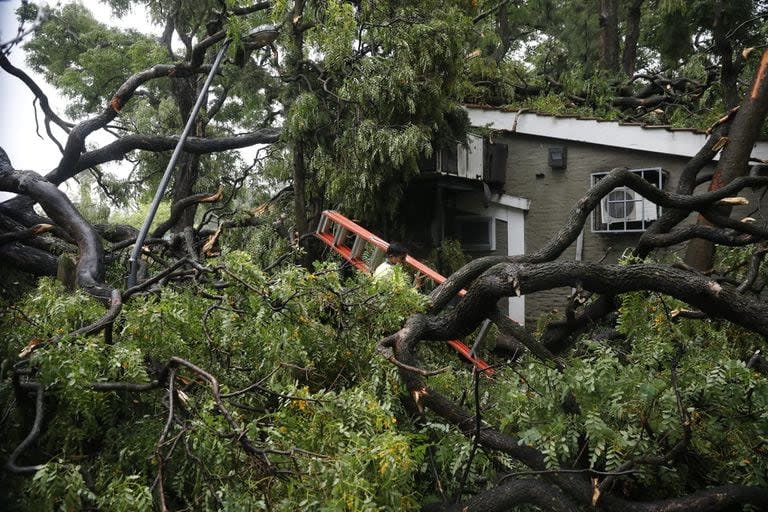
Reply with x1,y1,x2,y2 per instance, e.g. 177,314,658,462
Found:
1,1,768,511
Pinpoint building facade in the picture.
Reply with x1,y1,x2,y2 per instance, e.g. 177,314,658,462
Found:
406,106,768,325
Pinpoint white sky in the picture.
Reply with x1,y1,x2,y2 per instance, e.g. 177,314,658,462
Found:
0,0,154,175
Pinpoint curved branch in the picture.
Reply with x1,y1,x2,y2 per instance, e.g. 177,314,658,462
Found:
151,187,224,239
0,150,112,300
45,31,239,186
0,223,54,246
0,241,58,276
188,31,226,68
50,63,197,184
612,94,669,109
94,223,139,243
231,2,272,15
598,485,768,512
123,258,193,301
91,380,163,392
3,382,45,474
0,53,73,134
18,289,122,358
429,478,579,512
637,224,757,249
737,244,768,292
63,129,282,184
394,259,768,434
166,356,273,472
476,262,768,336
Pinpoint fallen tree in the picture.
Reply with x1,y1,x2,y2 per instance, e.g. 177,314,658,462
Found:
1,3,767,511
380,51,768,512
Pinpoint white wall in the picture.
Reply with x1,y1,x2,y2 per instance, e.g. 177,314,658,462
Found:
455,193,529,324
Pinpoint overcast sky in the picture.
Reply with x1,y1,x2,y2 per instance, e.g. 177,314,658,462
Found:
0,0,152,176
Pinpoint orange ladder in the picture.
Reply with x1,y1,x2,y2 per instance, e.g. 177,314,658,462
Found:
315,210,494,374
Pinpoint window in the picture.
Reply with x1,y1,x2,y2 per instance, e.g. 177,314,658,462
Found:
437,145,458,175
591,167,667,233
454,215,495,251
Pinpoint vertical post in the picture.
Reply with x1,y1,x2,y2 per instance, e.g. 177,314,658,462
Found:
127,41,230,288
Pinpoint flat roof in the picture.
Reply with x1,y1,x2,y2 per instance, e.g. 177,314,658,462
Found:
465,106,768,162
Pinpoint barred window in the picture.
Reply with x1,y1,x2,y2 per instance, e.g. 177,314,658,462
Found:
591,168,667,233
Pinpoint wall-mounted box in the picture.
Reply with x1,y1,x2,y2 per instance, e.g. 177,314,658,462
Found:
548,146,567,169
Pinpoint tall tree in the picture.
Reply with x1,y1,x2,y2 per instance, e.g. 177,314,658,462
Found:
2,2,768,511
598,0,620,72
621,0,644,76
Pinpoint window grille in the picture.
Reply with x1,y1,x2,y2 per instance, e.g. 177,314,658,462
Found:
591,167,667,233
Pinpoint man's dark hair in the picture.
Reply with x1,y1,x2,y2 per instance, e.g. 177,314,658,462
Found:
386,242,408,257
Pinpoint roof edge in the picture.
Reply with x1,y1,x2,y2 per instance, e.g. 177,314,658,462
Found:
463,105,768,161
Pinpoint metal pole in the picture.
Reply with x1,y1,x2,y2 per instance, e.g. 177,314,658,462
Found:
127,40,230,288
470,318,492,357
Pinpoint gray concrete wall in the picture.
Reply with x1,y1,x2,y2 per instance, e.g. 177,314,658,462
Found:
495,132,708,324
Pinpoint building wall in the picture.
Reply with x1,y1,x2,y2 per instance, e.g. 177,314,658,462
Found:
495,132,708,324
454,192,528,323
408,118,767,326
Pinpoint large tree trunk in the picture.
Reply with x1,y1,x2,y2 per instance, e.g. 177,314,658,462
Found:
0,149,112,300
684,49,768,270
491,4,512,63
621,0,644,76
598,0,620,73
287,0,309,240
712,0,740,109
170,77,204,233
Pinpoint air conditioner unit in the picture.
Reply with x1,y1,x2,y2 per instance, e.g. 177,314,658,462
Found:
600,188,658,224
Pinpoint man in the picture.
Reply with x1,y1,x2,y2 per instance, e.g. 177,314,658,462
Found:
373,242,422,288
373,242,408,281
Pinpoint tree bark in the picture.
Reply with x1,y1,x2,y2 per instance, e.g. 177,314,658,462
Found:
287,0,309,240
621,0,644,76
712,0,740,109
169,76,203,233
0,149,111,300
491,2,512,63
598,0,620,73
424,479,579,512
684,49,768,270
0,241,58,276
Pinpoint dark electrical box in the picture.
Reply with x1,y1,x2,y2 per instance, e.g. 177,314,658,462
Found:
548,146,567,169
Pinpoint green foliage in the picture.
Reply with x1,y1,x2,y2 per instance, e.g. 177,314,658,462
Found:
15,1,38,23
0,252,439,510
27,462,96,511
3,247,768,509
265,386,424,510
94,475,153,511
427,238,469,278
107,199,171,229
26,462,152,512
316,121,431,221
275,1,477,223
480,284,768,498
460,0,768,133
